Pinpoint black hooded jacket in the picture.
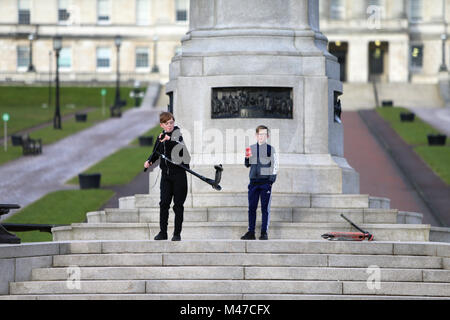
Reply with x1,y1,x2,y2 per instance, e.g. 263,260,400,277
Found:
147,126,191,176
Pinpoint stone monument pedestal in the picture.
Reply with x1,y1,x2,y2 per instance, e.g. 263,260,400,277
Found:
156,0,359,208
51,0,432,243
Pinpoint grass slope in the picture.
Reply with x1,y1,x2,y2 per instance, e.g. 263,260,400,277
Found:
376,107,450,185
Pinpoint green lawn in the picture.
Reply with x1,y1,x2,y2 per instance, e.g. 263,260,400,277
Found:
0,86,136,165
376,107,450,185
376,107,443,146
1,122,160,243
66,146,151,186
415,146,450,184
0,85,135,139
0,86,154,243
3,189,114,242
25,107,111,145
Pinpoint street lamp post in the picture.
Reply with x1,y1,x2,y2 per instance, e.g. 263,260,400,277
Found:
151,35,159,73
48,51,52,108
114,35,122,108
440,0,448,72
440,33,448,72
27,33,35,72
53,36,62,129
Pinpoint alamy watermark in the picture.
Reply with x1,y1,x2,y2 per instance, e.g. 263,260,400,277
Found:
66,266,81,290
367,5,384,30
167,122,282,167
366,265,381,290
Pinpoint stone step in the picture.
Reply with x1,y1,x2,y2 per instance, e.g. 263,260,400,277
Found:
30,266,450,282
144,280,450,296
2,294,447,300
10,280,147,295
87,207,399,224
52,222,430,242
52,253,442,269
0,294,242,300
9,280,346,295
246,267,450,282
120,194,391,210
32,266,244,281
60,239,450,257
245,294,450,300
342,281,450,297
162,253,443,269
53,253,163,267
3,239,450,299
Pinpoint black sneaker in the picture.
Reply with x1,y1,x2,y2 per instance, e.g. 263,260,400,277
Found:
171,234,181,241
259,232,268,240
240,231,256,240
154,232,168,240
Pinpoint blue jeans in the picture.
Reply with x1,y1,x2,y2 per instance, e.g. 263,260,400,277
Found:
247,182,272,233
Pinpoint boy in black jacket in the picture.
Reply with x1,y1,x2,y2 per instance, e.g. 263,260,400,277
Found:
144,112,190,241
241,125,278,240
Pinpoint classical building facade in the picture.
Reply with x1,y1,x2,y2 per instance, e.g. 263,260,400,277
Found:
319,0,449,108
0,0,189,84
321,0,449,85
0,0,448,97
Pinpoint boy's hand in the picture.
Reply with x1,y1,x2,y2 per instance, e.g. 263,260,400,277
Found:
245,147,252,158
144,160,151,169
159,133,170,142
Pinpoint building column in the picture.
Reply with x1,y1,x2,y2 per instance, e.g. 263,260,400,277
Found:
389,38,409,82
388,0,407,19
347,38,368,83
351,0,367,19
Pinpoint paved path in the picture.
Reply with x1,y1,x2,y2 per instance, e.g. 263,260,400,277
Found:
352,110,450,227
0,86,161,221
344,111,443,226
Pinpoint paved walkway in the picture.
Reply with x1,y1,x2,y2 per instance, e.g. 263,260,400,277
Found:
344,111,441,226
355,110,450,227
0,85,161,221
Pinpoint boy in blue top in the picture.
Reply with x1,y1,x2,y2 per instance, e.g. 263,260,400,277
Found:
241,125,278,240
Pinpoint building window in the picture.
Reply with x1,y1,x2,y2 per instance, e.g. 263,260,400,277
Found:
18,0,31,25
58,0,70,22
17,46,30,69
136,0,150,25
410,45,423,71
59,47,72,69
135,47,149,68
97,0,111,24
409,0,422,21
329,0,345,20
175,0,188,22
96,47,111,69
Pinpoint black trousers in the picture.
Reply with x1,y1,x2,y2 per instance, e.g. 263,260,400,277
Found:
159,171,188,235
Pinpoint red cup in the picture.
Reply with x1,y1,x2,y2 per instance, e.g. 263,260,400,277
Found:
245,147,252,157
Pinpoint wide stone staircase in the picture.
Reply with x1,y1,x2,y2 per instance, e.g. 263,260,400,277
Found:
2,193,449,299
1,239,450,299
51,194,430,242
